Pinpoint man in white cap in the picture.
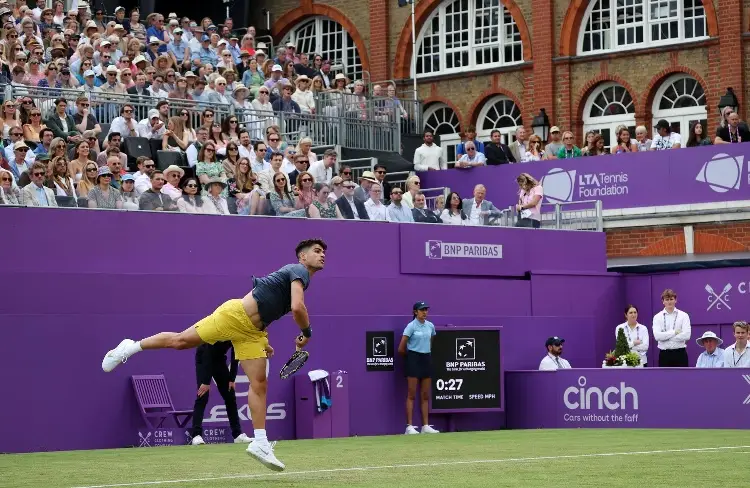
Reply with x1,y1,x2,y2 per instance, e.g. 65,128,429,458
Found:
263,64,288,97
695,331,724,368
286,42,299,64
137,109,166,139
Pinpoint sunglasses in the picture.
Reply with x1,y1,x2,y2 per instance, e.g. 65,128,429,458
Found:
186,183,198,188
341,171,351,175
301,178,311,183
343,184,355,189
144,164,154,168
123,109,133,113
1,177,11,181
86,167,97,172
269,138,279,142
204,148,215,152
32,171,45,176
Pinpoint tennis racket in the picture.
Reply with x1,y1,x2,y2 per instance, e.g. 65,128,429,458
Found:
279,335,309,379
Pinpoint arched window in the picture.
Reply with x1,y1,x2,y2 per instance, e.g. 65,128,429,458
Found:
578,0,707,55
651,74,707,137
423,103,461,163
415,0,523,78
476,95,522,144
582,82,636,148
282,17,363,79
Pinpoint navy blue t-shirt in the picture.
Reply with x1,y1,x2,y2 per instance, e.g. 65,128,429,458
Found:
252,263,310,326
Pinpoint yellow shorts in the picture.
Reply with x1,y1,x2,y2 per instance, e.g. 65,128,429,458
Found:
193,299,268,360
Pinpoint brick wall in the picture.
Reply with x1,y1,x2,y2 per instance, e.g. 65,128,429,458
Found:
607,222,750,258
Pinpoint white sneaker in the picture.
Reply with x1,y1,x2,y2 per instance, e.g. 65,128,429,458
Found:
101,339,136,372
234,433,252,443
247,441,285,471
191,435,205,446
421,425,439,434
405,425,419,435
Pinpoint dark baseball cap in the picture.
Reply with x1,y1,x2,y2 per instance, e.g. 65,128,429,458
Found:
545,336,565,347
413,301,430,311
654,119,670,130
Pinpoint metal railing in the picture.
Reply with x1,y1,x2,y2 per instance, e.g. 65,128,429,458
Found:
496,200,603,231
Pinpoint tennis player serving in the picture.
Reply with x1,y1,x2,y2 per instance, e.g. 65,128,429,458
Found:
101,238,327,471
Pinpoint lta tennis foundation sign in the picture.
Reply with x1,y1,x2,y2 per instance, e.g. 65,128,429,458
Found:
562,376,639,425
426,240,502,260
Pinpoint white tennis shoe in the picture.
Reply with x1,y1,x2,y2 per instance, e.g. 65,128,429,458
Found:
102,339,136,372
247,441,285,471
191,435,205,446
421,425,439,434
234,433,252,443
405,425,419,435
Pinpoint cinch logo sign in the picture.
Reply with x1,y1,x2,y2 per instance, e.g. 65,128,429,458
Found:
540,168,629,203
563,376,639,410
426,240,502,260
696,153,745,193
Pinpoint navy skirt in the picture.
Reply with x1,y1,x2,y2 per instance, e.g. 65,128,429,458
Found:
405,350,432,379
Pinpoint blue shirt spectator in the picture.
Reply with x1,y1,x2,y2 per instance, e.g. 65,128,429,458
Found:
695,331,725,368
146,24,168,53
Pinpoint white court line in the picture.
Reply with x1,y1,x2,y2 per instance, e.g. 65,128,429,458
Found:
71,444,750,488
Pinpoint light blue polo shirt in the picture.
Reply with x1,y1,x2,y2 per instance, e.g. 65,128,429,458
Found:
403,319,436,354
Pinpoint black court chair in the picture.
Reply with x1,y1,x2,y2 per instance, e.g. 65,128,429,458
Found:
121,137,152,172
155,150,186,171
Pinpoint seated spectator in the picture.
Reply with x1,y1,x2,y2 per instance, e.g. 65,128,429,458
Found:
205,177,229,215
612,125,638,154
139,170,178,212
509,127,529,162
294,170,315,210
463,184,502,226
714,112,750,144
228,157,255,212
22,105,46,143
335,180,369,220
207,76,230,105
177,176,213,214
69,141,91,182
635,125,651,151
5,128,35,166
538,336,571,370
120,174,139,210
386,187,414,223
132,156,155,196
695,331,724,368
195,142,226,196
484,129,516,165
364,183,387,221
400,174,421,208
47,155,77,202
87,166,123,209
354,171,377,203
412,192,440,223
686,121,712,147
5,141,31,183
307,182,342,219
108,104,139,139
456,140,487,167
308,148,335,185
544,127,563,158
76,161,99,198
187,127,209,167
73,96,101,135
651,119,681,150
583,134,608,156
291,75,314,114
414,130,445,171
162,165,184,200
328,176,344,202
269,172,305,217
137,109,166,139
288,156,310,190
248,182,271,216
210,122,229,155
515,173,543,229
258,152,285,193
723,321,750,368
556,131,582,159
440,191,467,225
271,82,301,114
296,137,318,166
456,125,484,157
521,135,545,161
33,128,54,158
0,168,21,205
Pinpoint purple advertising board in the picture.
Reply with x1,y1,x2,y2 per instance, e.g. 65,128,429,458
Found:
506,368,750,429
419,144,750,210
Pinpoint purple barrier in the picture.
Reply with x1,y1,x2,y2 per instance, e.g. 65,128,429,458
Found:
506,368,750,429
419,144,750,210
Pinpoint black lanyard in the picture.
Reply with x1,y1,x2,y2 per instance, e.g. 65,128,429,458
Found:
733,347,747,366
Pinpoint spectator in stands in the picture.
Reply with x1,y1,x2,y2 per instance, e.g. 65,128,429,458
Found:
231,85,252,111
207,76,230,105
354,170,377,203
76,161,98,198
335,179,368,220
583,134,608,156
634,125,651,152
137,109,166,139
308,148,335,185
228,157,255,213
139,170,178,211
515,173,543,229
47,155,76,203
187,127,209,167
46,97,81,143
296,137,317,166
463,184,502,226
0,100,20,139
5,140,30,183
556,131,582,159
411,192,440,223
685,121,712,147
612,126,638,154
484,129,515,165
723,321,750,368
538,337,571,370
250,142,269,173
133,156,155,196
168,27,190,71
544,127,563,157
456,126,484,157
21,162,57,207
294,170,314,210
652,288,691,367
162,165,184,200
69,140,91,181
615,305,649,366
209,122,228,154
5,127,34,165
521,135,545,162
369,164,391,201
258,152,284,193
108,104,138,139
33,128,54,157
456,140,486,167
434,195,445,214
269,172,304,217
264,64,288,97
177,176,212,214
307,182,342,219
288,155,310,190
87,166,122,209
252,86,274,120
508,127,529,162
222,142,241,178
386,187,413,223
23,106,46,143
714,112,750,144
120,174,139,210
291,75,315,114
0,168,21,205
272,81,301,114
399,301,439,435
651,119,681,150
328,176,344,202
695,331,724,368
364,182,387,221
401,174,421,209
204,177,229,215
413,130,445,171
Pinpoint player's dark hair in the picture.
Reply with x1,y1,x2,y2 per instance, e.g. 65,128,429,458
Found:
295,238,327,259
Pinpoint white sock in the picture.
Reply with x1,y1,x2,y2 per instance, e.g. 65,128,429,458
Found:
254,429,267,443
126,341,143,355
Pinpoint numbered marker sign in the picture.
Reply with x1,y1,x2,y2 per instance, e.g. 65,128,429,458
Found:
430,328,502,411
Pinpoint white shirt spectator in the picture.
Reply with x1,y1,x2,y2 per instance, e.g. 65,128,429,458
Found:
148,85,169,99
308,160,332,185
440,209,466,225
291,89,315,114
414,143,446,171
652,307,691,350
615,322,649,365
364,199,387,221
651,132,681,150
539,353,571,370
137,119,166,139
238,144,254,160
109,116,139,139
723,342,750,368
457,152,486,165
134,173,151,196
186,143,201,167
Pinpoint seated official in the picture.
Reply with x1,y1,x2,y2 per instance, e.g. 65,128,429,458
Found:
539,337,571,370
723,321,750,368
695,331,724,368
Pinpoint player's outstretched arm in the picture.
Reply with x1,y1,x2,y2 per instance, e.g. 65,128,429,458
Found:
291,280,312,346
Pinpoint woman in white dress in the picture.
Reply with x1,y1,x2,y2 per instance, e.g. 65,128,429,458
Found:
177,177,215,214
439,191,467,225
615,305,650,366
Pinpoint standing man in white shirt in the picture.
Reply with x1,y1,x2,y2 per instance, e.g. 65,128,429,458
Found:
413,130,446,171
538,337,571,370
652,289,691,367
695,331,724,368
723,321,750,368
